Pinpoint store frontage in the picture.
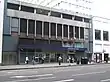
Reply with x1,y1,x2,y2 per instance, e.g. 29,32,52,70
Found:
18,44,68,64
18,44,87,64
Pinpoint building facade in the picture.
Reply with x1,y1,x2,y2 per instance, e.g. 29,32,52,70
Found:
1,0,92,65
92,16,110,63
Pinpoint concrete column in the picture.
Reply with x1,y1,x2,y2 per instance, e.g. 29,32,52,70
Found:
84,28,85,40
62,24,64,39
18,49,20,64
35,20,36,37
0,0,5,64
34,9,36,14
102,53,104,62
42,21,44,37
68,25,69,39
101,30,102,41
61,14,63,18
56,23,57,38
10,17,12,34
79,27,80,39
49,22,51,38
19,2,21,10
27,19,28,36
73,26,75,38
82,18,85,22
72,16,74,20
18,18,20,35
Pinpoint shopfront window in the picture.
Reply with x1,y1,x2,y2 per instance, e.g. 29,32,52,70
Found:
103,31,109,41
95,29,101,40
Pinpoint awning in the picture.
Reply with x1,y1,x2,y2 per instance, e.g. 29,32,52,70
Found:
18,44,87,52
18,44,67,52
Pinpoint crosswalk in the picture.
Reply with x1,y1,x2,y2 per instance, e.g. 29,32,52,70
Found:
6,74,55,82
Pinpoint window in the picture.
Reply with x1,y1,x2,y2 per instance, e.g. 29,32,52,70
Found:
50,11,61,17
36,8,49,15
35,39,49,44
75,26,79,38
44,22,49,35
95,29,101,40
103,31,109,41
50,40,61,45
28,20,35,34
51,23,56,36
80,27,84,39
21,5,34,13
84,28,89,39
69,26,74,38
84,18,90,23
62,14,72,19
36,21,42,35
20,18,27,33
74,16,83,21
19,38,34,45
75,42,84,48
57,24,62,37
7,3,19,10
63,25,68,37
11,17,19,32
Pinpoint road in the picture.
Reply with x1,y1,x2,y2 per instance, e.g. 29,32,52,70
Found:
1,64,110,82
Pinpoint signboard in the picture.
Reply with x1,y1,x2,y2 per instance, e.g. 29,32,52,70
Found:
0,0,4,64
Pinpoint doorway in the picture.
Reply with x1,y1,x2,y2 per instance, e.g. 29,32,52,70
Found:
95,53,102,63
104,53,109,62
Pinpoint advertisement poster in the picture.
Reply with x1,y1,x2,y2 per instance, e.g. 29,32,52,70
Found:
0,0,4,64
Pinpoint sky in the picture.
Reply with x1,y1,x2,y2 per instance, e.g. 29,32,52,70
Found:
92,0,110,18
17,0,110,19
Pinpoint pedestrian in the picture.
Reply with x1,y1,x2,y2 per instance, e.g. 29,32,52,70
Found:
58,56,62,65
42,57,44,64
25,56,29,64
68,56,71,65
32,56,35,65
105,57,108,63
72,57,74,63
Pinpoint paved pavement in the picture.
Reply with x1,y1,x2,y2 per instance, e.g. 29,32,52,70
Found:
0,63,77,71
1,64,110,82
0,61,100,71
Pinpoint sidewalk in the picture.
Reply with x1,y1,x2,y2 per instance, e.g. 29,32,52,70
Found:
0,62,109,71
0,63,77,71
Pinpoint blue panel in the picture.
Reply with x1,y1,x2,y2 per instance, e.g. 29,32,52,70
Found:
3,16,10,34
18,44,87,52
3,0,10,34
3,35,18,51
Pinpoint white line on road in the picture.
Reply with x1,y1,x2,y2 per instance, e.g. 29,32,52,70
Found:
55,69,80,73
6,76,56,82
72,71,106,77
10,74,53,78
53,79,74,82
101,79,110,82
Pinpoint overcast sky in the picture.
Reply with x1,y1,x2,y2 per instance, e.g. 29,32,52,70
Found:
93,0,110,18
17,0,110,18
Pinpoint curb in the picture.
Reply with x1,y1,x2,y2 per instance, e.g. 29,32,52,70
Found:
0,63,109,71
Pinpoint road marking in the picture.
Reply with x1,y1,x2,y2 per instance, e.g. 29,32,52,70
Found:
10,74,53,78
6,76,55,82
55,69,80,73
72,71,106,77
53,79,74,82
101,79,110,82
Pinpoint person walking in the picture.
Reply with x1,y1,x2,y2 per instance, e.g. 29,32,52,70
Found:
58,56,62,65
32,56,35,65
25,56,29,64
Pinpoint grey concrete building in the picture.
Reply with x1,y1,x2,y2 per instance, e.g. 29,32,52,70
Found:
1,0,92,65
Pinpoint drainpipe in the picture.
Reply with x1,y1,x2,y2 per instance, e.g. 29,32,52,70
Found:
88,16,93,60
